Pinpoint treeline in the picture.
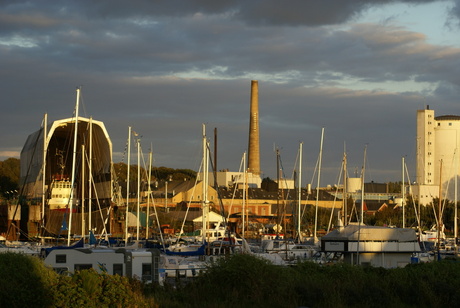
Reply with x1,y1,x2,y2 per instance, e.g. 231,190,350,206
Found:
112,162,196,183
0,157,195,198
0,158,19,198
2,252,460,308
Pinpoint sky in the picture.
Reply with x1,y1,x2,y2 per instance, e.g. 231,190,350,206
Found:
2,0,460,188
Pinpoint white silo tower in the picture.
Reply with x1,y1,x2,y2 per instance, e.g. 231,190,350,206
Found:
347,177,362,194
415,106,460,204
434,115,460,186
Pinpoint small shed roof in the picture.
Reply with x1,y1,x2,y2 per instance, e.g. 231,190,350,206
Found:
192,211,226,224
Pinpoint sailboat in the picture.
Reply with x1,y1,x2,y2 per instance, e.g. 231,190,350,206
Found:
166,125,240,256
166,124,212,256
258,142,319,262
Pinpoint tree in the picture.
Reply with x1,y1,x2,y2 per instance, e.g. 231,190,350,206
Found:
261,177,277,191
373,204,399,226
0,158,20,197
386,181,402,193
150,166,196,182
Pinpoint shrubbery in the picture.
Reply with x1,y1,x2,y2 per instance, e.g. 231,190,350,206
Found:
2,252,460,307
152,254,460,308
0,251,56,307
0,252,156,308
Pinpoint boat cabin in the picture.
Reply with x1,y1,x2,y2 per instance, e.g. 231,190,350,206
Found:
320,224,421,268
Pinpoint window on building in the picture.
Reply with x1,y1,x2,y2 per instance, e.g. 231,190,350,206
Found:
56,254,66,263
142,263,152,281
113,264,123,276
53,267,68,274
75,264,92,271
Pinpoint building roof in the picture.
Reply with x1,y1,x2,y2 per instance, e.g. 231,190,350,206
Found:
357,200,390,212
216,187,338,201
322,224,417,242
154,180,196,193
167,209,224,223
435,115,460,121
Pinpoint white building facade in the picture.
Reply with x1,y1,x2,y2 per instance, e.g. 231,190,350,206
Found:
198,171,262,188
415,106,460,205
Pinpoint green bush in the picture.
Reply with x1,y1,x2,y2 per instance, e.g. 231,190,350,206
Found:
0,252,156,308
2,251,460,308
153,253,299,307
151,254,460,308
0,252,57,308
50,269,157,307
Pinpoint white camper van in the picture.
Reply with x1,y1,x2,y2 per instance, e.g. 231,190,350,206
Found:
44,248,161,283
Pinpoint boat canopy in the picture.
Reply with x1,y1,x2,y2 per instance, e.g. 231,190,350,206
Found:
20,116,113,201
322,224,418,242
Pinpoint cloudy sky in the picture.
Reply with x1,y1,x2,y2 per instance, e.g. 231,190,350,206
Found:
2,0,460,187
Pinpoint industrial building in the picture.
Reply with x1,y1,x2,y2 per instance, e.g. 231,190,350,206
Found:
415,106,460,205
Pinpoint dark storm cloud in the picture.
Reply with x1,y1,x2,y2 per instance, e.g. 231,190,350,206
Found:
1,0,455,84
1,0,459,185
233,0,437,26
0,0,438,26
0,1,442,33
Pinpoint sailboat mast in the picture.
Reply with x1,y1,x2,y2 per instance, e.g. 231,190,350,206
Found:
41,113,48,232
202,124,209,244
314,128,324,241
437,159,443,259
81,144,85,241
276,147,280,235
356,144,367,265
360,145,367,224
402,156,405,228
88,117,93,233
125,126,131,244
455,148,458,253
146,149,152,239
136,138,141,241
342,149,347,227
242,152,247,239
297,142,303,242
67,86,80,246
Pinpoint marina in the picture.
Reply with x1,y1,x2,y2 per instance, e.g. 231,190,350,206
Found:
2,83,460,275
3,1,460,306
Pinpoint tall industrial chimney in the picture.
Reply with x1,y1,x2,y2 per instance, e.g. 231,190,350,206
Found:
248,80,261,175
